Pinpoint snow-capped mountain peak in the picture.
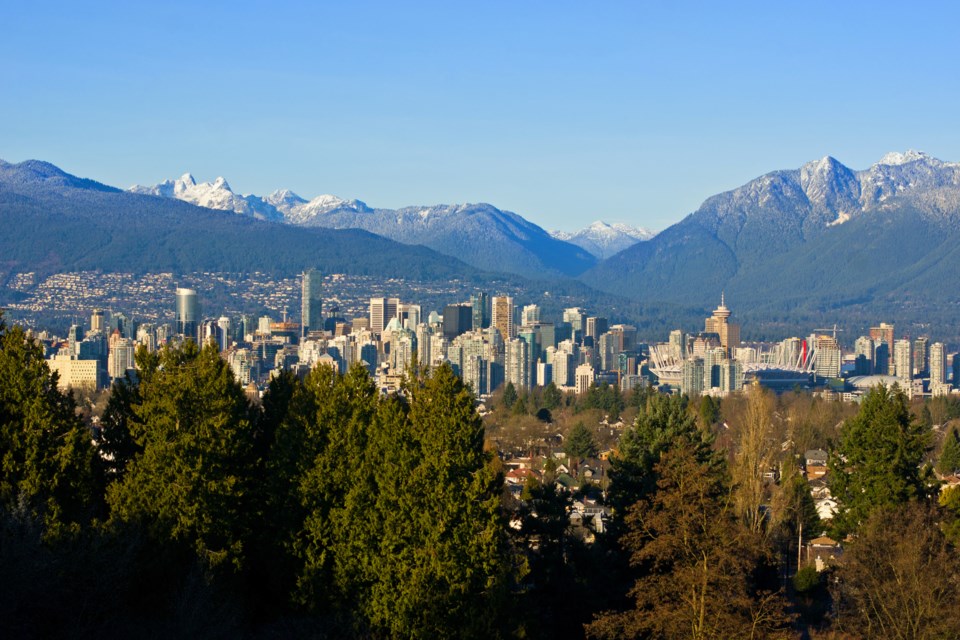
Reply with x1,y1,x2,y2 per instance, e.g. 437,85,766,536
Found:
877,150,931,166
550,220,655,259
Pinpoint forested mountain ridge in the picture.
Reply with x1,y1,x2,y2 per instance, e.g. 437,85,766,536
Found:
132,172,597,277
0,159,484,282
582,151,960,335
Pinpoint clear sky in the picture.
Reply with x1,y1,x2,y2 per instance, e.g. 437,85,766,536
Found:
3,1,959,231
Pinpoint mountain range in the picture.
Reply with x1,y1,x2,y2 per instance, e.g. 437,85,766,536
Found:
4,151,960,339
130,176,600,277
0,160,483,283
583,150,960,333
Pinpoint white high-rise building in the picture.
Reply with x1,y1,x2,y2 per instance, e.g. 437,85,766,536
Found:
814,335,841,379
521,304,541,326
929,342,947,386
894,339,913,382
575,363,595,395
505,338,530,390
553,350,574,388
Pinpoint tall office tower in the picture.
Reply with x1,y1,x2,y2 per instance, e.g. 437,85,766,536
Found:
107,330,135,380
929,342,947,386
505,338,530,390
953,353,960,389
217,316,232,352
719,359,744,393
110,312,130,338
397,303,421,329
469,292,490,331
894,339,913,382
563,307,587,342
536,361,553,387
552,350,573,387
669,329,685,360
442,303,473,340
575,363,595,395
704,293,740,357
90,309,105,334
854,336,875,374
301,269,323,337
681,357,705,396
609,324,638,352
869,322,895,373
415,323,433,367
175,288,199,340
369,297,399,334
814,335,842,379
521,304,541,326
491,295,515,341
874,340,890,376
136,324,156,352
703,347,725,390
913,336,929,377
584,316,609,347
598,332,617,372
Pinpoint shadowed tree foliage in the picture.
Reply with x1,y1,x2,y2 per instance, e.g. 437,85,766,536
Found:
608,393,710,519
588,434,793,640
937,426,960,475
828,385,931,537
0,313,95,537
834,502,960,640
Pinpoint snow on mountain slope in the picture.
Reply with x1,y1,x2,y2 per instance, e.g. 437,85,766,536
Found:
551,221,656,259
130,174,284,222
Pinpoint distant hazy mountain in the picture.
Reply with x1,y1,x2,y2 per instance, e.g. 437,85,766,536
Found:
129,176,595,277
551,221,656,259
0,160,482,282
582,151,960,329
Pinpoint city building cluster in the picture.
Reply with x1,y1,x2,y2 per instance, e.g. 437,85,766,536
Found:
28,272,960,402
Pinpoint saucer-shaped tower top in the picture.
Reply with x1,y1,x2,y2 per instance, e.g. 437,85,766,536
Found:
712,292,731,321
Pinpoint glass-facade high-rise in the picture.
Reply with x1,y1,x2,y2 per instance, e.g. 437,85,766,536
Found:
175,287,199,340
301,269,323,337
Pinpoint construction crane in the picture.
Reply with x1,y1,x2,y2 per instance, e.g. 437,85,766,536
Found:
814,324,845,341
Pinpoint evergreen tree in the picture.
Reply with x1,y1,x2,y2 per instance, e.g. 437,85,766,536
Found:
0,314,95,537
829,385,931,537
96,371,143,483
502,381,518,410
272,363,379,616
608,393,711,518
541,381,562,411
937,426,960,475
106,341,257,570
565,421,598,474
365,364,508,638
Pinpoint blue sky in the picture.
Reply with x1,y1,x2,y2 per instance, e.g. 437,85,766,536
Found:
3,1,959,231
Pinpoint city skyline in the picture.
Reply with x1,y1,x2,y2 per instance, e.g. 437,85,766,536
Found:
4,2,960,231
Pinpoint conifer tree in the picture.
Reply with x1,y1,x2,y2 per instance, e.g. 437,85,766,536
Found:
829,384,931,537
106,341,257,570
0,314,95,536
365,364,508,638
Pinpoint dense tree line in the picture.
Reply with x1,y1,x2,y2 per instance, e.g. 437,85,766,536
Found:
3,310,960,638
